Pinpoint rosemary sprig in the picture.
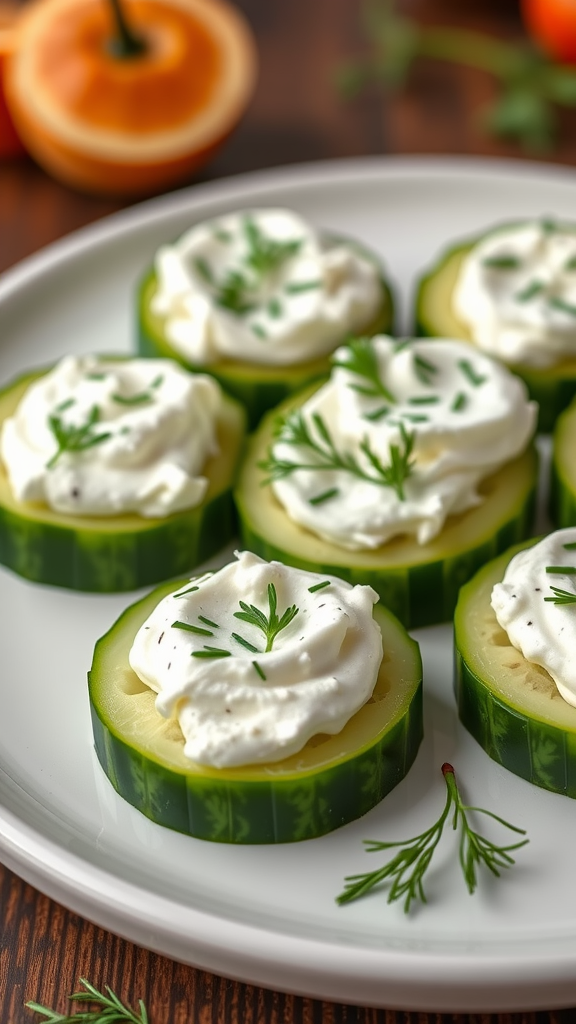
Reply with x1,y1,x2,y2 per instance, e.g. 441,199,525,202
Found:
46,405,111,469
26,977,149,1023
544,586,576,605
259,410,415,501
337,763,528,913
332,337,395,403
234,582,299,653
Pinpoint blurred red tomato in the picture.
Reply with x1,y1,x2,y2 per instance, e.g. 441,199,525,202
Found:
521,0,576,63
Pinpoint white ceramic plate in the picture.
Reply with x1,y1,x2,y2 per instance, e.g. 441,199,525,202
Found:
2,156,576,1014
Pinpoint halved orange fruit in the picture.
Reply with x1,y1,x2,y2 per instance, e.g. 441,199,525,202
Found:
4,0,257,195
0,4,25,157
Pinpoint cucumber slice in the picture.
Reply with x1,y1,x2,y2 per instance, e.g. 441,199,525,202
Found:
415,240,576,433
234,388,538,629
454,540,576,797
89,580,423,844
0,368,246,592
137,235,395,428
550,399,576,527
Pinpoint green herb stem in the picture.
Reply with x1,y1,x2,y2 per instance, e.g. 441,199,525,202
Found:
107,0,147,59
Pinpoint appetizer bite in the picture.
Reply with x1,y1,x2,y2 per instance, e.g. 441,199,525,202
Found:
416,219,576,431
235,336,538,628
137,208,394,425
455,529,576,797
89,551,423,843
550,396,576,527
0,355,245,591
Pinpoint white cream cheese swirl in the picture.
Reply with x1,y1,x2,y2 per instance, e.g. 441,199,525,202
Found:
150,208,383,366
0,355,221,518
491,529,576,708
453,219,576,367
268,336,537,549
128,550,383,767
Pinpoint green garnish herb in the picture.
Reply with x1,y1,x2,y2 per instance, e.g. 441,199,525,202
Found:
55,398,75,412
564,542,576,549
451,391,468,412
482,254,520,270
26,977,149,1024
309,487,340,505
408,395,439,405
172,620,214,637
564,256,576,271
231,632,260,653
332,337,395,403
336,762,528,914
191,647,231,658
458,359,486,387
548,296,576,317
393,337,413,352
234,583,299,653
515,280,544,302
243,217,302,277
259,411,416,501
85,372,107,381
46,405,111,469
172,584,199,598
151,375,164,389
413,354,438,385
214,229,232,244
215,269,255,315
403,413,429,423
363,405,390,422
253,660,267,681
284,280,323,294
544,587,576,605
267,297,283,318
198,615,219,629
546,565,576,574
112,391,153,405
542,218,557,233
308,580,331,593
194,256,215,284
251,324,268,339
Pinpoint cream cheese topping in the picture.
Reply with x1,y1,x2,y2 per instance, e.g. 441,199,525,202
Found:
267,336,537,549
128,550,383,767
491,529,576,708
453,220,576,368
150,208,383,366
0,355,221,518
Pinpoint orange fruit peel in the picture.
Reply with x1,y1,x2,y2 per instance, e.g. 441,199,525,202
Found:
0,4,25,157
4,0,257,194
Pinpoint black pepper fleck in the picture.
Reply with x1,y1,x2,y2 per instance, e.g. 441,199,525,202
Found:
158,631,164,644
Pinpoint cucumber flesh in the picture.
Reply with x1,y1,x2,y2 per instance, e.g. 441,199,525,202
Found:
416,240,576,433
550,399,576,527
234,388,538,629
89,579,423,843
0,368,246,592
454,541,576,796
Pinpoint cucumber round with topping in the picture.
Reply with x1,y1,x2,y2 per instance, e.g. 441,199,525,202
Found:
234,388,538,630
89,578,423,844
454,541,576,797
550,398,576,526
415,238,576,433
137,234,395,428
0,368,246,592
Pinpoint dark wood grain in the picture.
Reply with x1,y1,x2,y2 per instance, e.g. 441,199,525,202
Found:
2,0,576,1021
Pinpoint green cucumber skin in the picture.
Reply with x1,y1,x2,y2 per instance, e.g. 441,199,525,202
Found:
90,681,423,844
549,449,576,528
237,486,536,630
455,651,576,797
415,243,576,435
0,485,236,593
137,270,395,429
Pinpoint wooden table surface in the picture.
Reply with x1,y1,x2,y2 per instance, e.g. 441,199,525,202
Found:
2,0,576,1021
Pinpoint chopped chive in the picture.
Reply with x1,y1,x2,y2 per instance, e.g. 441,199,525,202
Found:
563,542,576,549
251,324,268,339
173,585,199,598
119,426,130,435
172,620,213,636
214,229,232,243
85,372,107,381
541,218,557,233
546,565,576,574
55,398,75,412
363,405,390,422
267,298,282,319
198,615,219,629
408,395,439,405
253,660,266,680
413,354,438,385
515,280,544,302
451,391,467,412
564,256,576,271
393,337,413,352
191,647,231,658
308,580,331,593
309,487,339,505
231,632,259,653
482,255,521,270
194,257,214,284
112,392,152,405
151,375,164,389
548,296,576,317
403,413,429,423
285,280,322,294
458,359,486,387
544,587,576,605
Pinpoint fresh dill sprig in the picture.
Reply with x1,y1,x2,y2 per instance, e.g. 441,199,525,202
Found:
215,268,255,314
259,410,415,501
336,763,528,913
243,217,302,276
332,337,395,403
234,582,299,653
46,405,111,469
26,977,149,1024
